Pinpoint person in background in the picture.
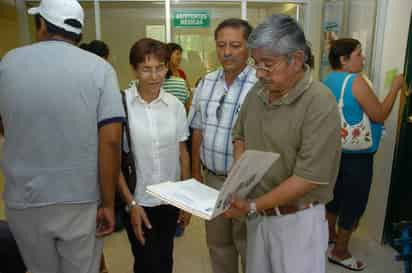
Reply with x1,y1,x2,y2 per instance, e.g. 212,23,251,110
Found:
163,61,190,108
188,18,257,273
225,14,341,273
0,0,124,273
167,43,190,87
324,38,404,271
80,40,110,60
167,43,192,110
118,38,191,273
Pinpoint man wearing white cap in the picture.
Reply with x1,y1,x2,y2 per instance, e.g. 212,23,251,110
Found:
0,0,125,272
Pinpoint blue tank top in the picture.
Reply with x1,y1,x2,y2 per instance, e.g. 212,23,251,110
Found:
323,71,382,154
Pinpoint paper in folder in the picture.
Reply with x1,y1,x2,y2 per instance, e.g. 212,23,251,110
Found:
146,150,279,220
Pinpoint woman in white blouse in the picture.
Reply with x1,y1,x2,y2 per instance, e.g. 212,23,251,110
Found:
118,38,191,273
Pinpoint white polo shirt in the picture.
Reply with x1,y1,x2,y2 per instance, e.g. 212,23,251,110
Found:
124,82,189,207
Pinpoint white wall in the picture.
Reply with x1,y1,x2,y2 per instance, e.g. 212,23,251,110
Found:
360,0,412,243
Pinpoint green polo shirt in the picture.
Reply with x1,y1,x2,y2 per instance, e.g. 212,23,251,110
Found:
232,67,341,204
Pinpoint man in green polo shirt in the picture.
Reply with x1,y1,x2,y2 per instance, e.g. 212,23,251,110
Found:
224,14,341,273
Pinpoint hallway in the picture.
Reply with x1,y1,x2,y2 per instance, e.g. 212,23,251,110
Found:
0,138,404,273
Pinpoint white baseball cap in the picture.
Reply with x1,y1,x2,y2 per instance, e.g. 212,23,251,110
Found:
28,0,84,35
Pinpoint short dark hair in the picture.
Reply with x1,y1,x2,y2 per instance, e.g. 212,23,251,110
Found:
167,43,183,54
214,18,253,41
129,38,169,69
328,38,361,70
35,14,82,44
80,40,110,59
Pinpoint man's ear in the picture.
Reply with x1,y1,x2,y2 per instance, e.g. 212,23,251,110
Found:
36,17,48,41
291,50,305,71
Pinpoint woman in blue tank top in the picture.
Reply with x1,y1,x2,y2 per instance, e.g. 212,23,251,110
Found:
323,38,404,271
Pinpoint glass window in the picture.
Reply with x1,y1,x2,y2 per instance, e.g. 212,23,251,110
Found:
247,2,303,27
100,2,165,89
347,0,377,75
320,0,377,79
171,2,241,87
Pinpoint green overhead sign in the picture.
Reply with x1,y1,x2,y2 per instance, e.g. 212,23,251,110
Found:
173,10,210,28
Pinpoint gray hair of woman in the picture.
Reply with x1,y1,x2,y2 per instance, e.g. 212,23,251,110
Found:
248,14,314,68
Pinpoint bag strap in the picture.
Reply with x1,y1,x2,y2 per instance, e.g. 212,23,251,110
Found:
338,74,354,108
121,91,133,156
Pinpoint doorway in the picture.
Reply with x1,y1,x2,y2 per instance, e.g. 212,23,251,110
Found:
383,14,412,244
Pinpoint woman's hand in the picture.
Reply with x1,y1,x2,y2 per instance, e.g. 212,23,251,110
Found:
177,211,192,227
392,74,405,92
130,205,152,245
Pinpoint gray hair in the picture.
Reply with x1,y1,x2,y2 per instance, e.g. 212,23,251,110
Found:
248,14,311,62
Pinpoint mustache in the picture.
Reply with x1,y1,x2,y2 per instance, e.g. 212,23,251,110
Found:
222,56,238,62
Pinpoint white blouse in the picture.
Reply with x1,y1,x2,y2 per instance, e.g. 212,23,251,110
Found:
124,82,189,207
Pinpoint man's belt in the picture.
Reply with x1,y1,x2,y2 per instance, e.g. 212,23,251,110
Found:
261,201,319,217
203,166,227,177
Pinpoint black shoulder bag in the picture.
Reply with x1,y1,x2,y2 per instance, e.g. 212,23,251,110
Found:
115,92,137,209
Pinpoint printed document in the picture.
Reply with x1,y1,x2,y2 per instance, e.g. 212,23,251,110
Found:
146,150,279,220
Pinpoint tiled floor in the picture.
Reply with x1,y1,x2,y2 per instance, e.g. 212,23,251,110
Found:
0,138,405,273
101,217,404,273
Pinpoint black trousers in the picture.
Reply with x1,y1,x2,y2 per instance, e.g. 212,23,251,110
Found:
326,153,374,230
0,220,26,273
124,205,179,273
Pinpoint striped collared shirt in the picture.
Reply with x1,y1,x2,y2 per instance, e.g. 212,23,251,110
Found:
188,65,257,175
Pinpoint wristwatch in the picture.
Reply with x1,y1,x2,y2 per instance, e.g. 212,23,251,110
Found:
125,199,138,213
247,201,258,219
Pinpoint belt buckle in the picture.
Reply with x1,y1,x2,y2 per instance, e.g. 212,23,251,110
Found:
260,207,281,217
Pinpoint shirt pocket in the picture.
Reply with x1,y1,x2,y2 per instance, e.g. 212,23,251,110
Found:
156,108,178,147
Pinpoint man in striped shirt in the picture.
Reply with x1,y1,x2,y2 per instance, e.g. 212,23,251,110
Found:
188,18,257,273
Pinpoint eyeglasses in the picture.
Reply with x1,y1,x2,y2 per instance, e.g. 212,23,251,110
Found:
250,56,289,74
139,65,167,77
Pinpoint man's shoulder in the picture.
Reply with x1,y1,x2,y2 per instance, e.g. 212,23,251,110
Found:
68,45,112,70
305,80,335,101
1,44,38,63
194,69,222,97
245,80,263,98
242,65,258,84
303,80,338,113
203,69,222,81
3,42,111,71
